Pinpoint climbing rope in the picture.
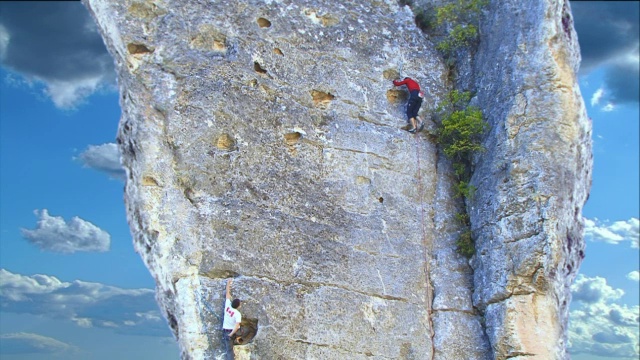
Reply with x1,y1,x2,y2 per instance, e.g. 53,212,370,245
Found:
194,287,220,356
199,291,222,322
414,134,436,359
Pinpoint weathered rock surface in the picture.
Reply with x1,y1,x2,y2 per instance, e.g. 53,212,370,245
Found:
468,1,591,359
82,0,591,359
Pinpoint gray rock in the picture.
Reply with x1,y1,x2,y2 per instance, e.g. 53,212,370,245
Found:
82,0,591,359
468,0,591,359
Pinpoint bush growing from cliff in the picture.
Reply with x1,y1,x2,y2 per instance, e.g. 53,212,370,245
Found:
436,24,478,55
432,0,487,57
436,90,488,257
456,229,475,258
436,90,488,167
454,213,475,258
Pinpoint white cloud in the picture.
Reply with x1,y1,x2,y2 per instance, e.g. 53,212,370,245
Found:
627,271,639,282
0,2,116,109
44,75,105,110
77,143,126,181
571,274,624,304
0,269,171,337
0,332,78,355
569,274,640,359
588,86,618,112
591,88,604,106
584,217,639,249
20,209,110,253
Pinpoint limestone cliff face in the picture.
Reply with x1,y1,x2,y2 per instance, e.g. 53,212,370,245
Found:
468,1,591,358
82,0,591,359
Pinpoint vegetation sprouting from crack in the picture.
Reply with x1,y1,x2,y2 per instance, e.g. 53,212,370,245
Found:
434,90,488,257
398,0,489,257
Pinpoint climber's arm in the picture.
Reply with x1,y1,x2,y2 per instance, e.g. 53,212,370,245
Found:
393,78,406,87
230,321,241,337
226,279,232,300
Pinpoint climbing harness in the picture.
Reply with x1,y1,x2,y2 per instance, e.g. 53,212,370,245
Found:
414,134,436,360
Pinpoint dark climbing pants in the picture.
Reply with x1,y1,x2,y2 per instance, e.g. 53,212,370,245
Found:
406,90,423,121
223,330,235,360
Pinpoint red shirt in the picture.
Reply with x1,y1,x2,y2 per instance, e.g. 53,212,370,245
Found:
393,78,420,92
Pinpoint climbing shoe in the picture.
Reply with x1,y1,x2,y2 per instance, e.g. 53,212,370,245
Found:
417,120,425,132
408,127,417,133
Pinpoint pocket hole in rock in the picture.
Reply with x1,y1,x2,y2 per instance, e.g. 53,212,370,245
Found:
257,17,272,28
273,48,284,56
284,132,302,145
386,89,407,104
234,318,259,345
142,176,160,186
254,61,268,74
383,69,400,80
216,133,237,151
203,269,241,279
311,90,335,108
127,43,153,55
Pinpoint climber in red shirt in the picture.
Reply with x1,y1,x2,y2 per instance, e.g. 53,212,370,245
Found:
393,77,425,133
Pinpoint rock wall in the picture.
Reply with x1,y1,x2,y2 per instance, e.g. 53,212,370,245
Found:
467,1,591,359
82,0,591,359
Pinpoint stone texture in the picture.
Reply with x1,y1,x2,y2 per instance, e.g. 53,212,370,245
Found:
467,0,592,359
82,0,591,359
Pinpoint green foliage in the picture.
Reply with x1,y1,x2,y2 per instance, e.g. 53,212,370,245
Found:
433,0,487,56
456,228,475,258
434,90,487,259
436,90,488,164
436,24,478,55
435,0,487,25
453,162,467,180
440,88,472,110
435,3,458,27
456,180,477,200
440,106,486,161
455,212,470,226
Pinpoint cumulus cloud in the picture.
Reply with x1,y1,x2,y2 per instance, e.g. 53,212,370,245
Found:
569,274,640,359
590,88,604,106
627,271,639,282
571,1,639,105
601,103,616,112
20,209,110,253
0,269,170,337
76,143,126,181
0,2,115,109
571,275,624,304
584,217,639,249
0,332,77,355
589,87,617,112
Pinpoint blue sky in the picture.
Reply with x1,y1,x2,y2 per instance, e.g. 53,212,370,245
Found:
0,1,637,359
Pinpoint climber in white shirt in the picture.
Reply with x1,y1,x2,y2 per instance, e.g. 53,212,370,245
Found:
222,279,242,360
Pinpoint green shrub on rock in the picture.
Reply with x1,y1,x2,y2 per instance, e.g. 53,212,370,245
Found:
436,90,488,165
433,0,487,57
435,90,488,258
456,229,475,258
